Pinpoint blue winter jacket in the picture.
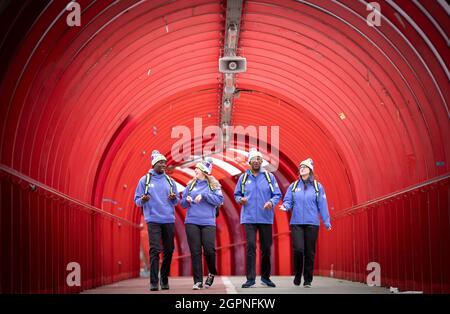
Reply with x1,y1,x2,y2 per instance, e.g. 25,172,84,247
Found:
282,178,331,228
234,169,282,224
134,169,179,224
180,179,224,226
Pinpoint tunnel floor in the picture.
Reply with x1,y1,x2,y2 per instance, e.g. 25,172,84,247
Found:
81,276,391,294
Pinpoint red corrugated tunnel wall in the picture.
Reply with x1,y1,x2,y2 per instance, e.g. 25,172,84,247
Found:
0,0,449,293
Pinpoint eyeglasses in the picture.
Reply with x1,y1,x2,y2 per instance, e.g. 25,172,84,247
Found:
299,165,308,169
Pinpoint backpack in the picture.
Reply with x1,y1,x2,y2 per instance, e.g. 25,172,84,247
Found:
240,170,274,195
291,179,320,206
188,179,222,217
144,172,174,195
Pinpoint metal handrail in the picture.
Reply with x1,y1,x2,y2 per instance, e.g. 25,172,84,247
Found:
333,173,449,218
0,164,142,229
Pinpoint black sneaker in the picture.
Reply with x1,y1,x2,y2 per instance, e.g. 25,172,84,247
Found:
150,283,159,291
205,273,215,288
261,277,276,287
303,282,312,288
241,280,256,288
293,276,301,286
160,279,169,290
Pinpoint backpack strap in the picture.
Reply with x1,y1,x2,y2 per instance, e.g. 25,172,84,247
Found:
241,172,249,195
291,180,299,192
164,174,174,194
313,179,319,205
188,178,215,195
145,173,174,195
144,173,152,194
241,171,275,195
264,170,275,193
290,179,319,206
188,179,197,195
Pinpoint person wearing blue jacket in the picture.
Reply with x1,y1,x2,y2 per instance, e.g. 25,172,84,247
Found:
181,157,224,290
234,148,282,288
134,150,179,291
280,158,331,288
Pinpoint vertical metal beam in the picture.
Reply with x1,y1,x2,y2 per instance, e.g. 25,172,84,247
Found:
219,0,243,131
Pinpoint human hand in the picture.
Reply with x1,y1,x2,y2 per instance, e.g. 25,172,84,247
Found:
194,194,202,203
263,201,273,209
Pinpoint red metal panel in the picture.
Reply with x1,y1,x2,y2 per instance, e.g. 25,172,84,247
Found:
397,195,410,291
0,0,449,294
418,190,432,293
438,182,450,293
402,195,414,291
1,167,141,293
428,186,442,293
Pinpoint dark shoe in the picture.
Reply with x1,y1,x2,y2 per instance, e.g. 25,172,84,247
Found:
293,276,301,286
241,280,256,288
150,283,159,291
160,279,169,290
261,277,276,287
205,273,215,288
303,282,312,288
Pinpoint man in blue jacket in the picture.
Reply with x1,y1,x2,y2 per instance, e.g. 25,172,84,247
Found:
134,150,179,291
234,148,282,288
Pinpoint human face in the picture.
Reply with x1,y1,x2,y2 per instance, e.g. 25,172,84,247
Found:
299,164,310,177
154,160,167,174
249,156,262,172
195,167,206,180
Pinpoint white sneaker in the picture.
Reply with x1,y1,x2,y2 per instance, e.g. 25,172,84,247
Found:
192,282,203,290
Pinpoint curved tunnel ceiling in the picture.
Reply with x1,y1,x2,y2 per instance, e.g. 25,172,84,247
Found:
1,0,449,233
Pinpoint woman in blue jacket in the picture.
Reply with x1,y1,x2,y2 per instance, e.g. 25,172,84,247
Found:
280,158,331,288
181,157,224,290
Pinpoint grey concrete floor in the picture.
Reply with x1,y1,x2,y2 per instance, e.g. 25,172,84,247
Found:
81,276,391,294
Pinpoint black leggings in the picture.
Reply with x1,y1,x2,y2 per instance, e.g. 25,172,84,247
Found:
147,223,175,285
291,224,319,284
185,224,217,283
243,223,273,281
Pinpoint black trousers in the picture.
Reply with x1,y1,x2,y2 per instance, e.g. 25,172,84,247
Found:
185,224,217,283
243,223,273,281
291,224,319,284
147,223,175,285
